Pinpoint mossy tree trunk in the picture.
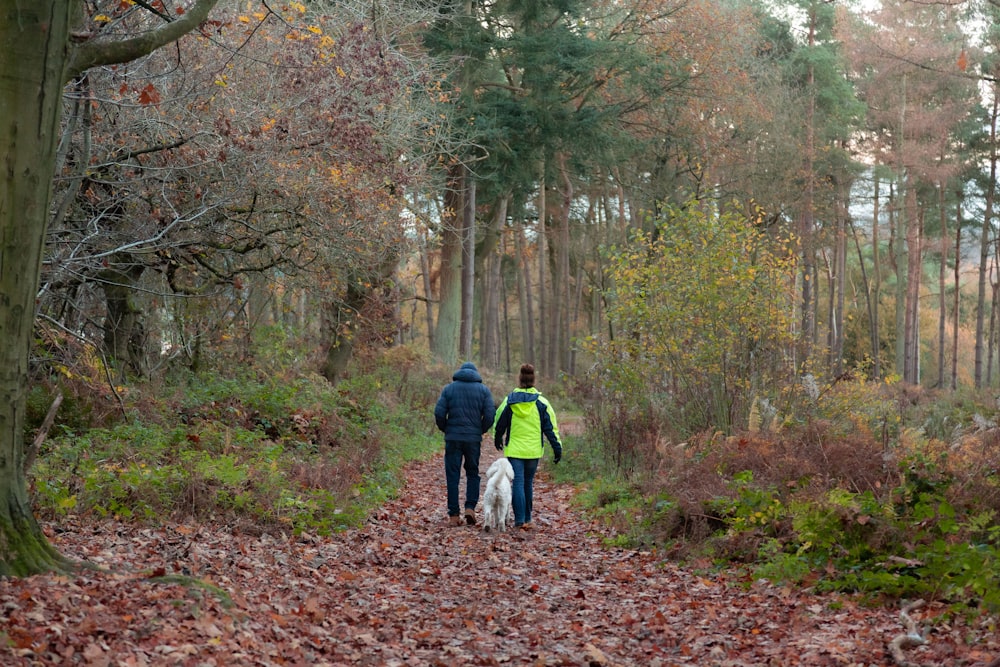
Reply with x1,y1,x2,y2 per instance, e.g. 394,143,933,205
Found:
321,253,399,384
101,262,149,377
0,0,77,577
0,0,220,576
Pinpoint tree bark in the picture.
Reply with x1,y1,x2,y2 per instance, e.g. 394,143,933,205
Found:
459,172,476,361
0,0,79,576
834,183,847,376
799,4,818,371
824,246,836,369
975,85,998,388
321,253,399,384
0,0,220,576
888,183,907,379
903,184,922,383
990,277,998,386
432,164,465,363
871,175,882,379
321,284,366,384
418,224,436,353
501,232,511,372
516,219,535,363
850,218,876,380
937,183,947,389
556,153,573,374
480,198,507,368
101,261,149,377
826,183,847,376
952,191,963,390
536,175,547,370
896,74,909,380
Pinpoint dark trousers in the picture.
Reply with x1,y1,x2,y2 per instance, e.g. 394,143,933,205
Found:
444,440,481,516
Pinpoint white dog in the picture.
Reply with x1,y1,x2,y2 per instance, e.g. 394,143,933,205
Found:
482,457,514,532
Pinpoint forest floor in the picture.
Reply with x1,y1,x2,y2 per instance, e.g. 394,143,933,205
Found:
2,446,999,666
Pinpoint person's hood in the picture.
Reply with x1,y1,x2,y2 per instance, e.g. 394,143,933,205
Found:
452,362,483,383
507,388,540,405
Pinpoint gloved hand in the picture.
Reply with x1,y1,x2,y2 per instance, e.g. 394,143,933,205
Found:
553,446,562,464
495,440,503,452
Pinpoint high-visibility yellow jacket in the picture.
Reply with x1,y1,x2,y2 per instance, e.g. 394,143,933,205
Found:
493,387,562,460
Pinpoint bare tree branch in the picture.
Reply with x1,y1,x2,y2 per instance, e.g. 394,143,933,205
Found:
22,393,63,474
68,0,222,80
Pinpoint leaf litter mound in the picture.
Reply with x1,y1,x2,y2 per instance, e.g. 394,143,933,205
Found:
2,450,998,666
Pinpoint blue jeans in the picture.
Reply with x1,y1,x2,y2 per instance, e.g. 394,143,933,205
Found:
509,457,539,525
444,440,481,516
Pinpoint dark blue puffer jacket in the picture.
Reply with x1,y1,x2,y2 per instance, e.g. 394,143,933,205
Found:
434,362,496,442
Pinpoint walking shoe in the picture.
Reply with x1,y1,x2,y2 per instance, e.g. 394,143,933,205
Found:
464,508,477,525
448,515,463,527
520,522,533,531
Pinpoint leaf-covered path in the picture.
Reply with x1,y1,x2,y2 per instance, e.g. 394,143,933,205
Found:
2,448,998,666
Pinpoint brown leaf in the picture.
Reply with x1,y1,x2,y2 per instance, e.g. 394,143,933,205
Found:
136,83,161,106
0,450,994,667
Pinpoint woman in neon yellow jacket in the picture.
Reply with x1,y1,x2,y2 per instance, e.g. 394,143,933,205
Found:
493,363,562,530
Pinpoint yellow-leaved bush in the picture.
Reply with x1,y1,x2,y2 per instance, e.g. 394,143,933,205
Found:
585,201,797,440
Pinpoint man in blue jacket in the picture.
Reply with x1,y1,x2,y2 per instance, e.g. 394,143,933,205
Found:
434,362,496,526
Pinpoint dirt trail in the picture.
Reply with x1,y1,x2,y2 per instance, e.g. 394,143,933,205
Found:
1,447,997,666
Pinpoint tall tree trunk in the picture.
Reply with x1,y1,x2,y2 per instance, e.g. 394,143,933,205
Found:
248,274,274,329
975,85,998,388
556,153,573,374
569,198,591,377
896,73,910,380
903,184,922,383
827,183,847,376
825,247,836,368
600,171,627,344
536,175,548,371
992,155,1000,387
101,261,148,378
990,276,998,386
481,250,502,368
952,191,963,390
433,165,465,363
1,0,220,576
835,184,848,375
799,4,818,371
321,281,369,384
0,1,76,577
516,219,535,363
889,184,907,378
418,223,435,352
501,231,512,372
459,172,476,361
937,183,947,389
480,198,507,368
321,254,399,383
850,218,876,380
871,174,882,379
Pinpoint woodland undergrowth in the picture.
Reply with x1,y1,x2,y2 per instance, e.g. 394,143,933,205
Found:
26,344,444,537
560,371,1000,620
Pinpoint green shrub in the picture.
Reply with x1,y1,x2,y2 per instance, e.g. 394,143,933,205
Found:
692,468,1000,612
583,201,796,441
29,349,445,536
